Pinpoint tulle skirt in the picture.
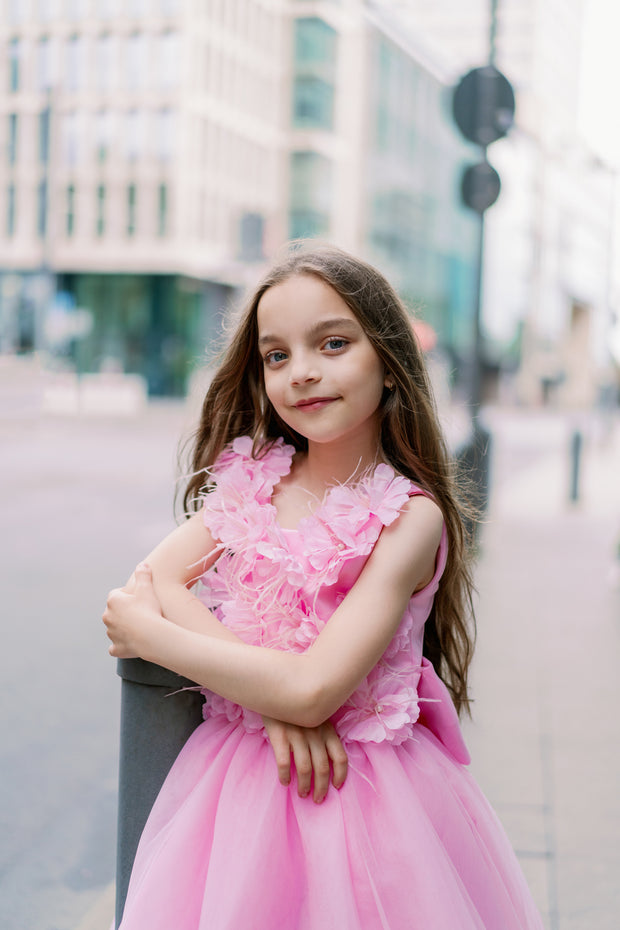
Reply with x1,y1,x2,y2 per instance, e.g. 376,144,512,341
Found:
118,716,543,930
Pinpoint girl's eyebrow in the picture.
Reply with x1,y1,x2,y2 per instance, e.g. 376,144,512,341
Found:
258,317,360,347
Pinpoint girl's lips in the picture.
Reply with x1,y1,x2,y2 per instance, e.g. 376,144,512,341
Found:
294,397,338,411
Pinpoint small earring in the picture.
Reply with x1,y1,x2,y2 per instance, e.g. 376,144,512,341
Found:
385,380,394,391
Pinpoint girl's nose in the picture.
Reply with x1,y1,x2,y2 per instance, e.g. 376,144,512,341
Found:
288,353,320,385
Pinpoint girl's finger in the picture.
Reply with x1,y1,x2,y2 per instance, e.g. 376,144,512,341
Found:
306,730,331,803
288,731,313,799
324,728,348,789
267,728,292,786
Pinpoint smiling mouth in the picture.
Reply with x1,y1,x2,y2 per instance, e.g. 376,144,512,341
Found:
294,397,339,411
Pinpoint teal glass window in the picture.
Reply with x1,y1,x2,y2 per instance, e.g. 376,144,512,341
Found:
157,183,167,236
9,38,20,92
293,77,334,129
39,109,50,163
37,180,47,238
294,18,337,73
66,184,75,237
7,184,16,237
96,184,106,236
292,18,337,130
127,183,137,236
8,113,18,164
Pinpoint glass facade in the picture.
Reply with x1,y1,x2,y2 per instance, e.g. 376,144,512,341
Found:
292,18,337,130
365,33,479,362
56,274,232,396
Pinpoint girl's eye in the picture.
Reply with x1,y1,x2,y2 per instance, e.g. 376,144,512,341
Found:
323,337,348,352
264,350,287,366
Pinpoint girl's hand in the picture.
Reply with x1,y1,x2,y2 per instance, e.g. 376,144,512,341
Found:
261,716,348,803
103,563,164,659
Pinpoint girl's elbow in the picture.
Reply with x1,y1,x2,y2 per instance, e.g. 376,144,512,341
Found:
289,676,339,728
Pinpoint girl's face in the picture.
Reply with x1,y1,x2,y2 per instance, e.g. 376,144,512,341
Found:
256,274,388,451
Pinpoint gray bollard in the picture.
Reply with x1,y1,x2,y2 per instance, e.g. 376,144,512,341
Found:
115,659,204,929
569,429,582,503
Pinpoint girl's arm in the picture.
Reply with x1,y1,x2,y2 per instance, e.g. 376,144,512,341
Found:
116,511,348,800
125,511,239,642
104,495,443,728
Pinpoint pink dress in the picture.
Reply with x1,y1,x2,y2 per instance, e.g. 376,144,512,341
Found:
118,437,543,930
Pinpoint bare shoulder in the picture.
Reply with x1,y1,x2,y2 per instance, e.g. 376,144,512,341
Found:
368,493,444,593
383,493,444,546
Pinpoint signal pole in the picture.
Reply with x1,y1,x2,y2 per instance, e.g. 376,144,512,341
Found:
452,1,515,513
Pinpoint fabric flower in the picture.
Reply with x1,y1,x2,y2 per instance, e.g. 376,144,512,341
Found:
191,437,439,745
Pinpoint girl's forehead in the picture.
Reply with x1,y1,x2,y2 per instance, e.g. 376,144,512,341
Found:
257,274,357,331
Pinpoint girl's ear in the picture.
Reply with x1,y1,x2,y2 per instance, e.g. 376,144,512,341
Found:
384,377,394,390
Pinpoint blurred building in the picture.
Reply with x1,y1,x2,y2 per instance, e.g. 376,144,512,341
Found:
0,0,288,394
0,0,480,395
388,0,618,407
287,2,480,356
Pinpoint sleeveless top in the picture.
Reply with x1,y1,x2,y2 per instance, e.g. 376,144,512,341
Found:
197,436,469,764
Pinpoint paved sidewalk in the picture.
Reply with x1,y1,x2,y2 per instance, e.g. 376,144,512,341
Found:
463,408,620,930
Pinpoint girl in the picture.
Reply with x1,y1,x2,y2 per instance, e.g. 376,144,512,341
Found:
104,244,543,929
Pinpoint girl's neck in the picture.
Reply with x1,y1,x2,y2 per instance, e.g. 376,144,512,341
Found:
298,435,383,492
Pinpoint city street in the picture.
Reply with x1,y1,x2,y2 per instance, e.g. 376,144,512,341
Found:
1,378,619,930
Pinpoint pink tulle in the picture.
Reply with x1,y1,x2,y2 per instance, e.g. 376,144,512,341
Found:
118,439,543,929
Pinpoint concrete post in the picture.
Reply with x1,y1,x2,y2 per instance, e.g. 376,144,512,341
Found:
114,658,204,929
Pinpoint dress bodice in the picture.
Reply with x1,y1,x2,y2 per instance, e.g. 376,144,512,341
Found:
197,436,469,762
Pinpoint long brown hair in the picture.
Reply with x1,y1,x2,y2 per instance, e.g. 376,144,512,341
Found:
183,243,477,715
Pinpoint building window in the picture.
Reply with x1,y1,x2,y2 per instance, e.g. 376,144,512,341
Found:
66,184,75,236
126,32,147,90
37,0,56,21
37,180,48,239
95,109,113,163
62,111,79,164
158,31,179,89
125,109,145,162
294,18,337,72
96,34,117,92
127,183,137,236
9,38,20,92
155,108,175,161
157,183,167,236
292,18,338,131
66,34,85,92
96,184,105,236
7,185,16,237
289,150,332,239
8,114,18,164
37,36,58,91
293,77,334,129
39,108,50,163
8,0,25,23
